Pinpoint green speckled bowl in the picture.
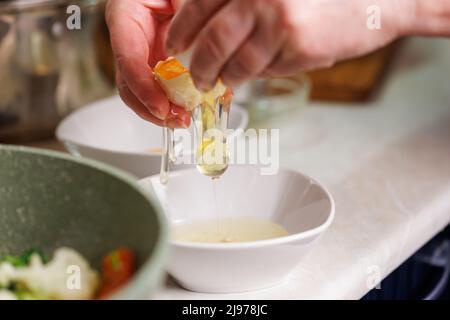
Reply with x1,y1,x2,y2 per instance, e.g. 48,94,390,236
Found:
0,145,168,299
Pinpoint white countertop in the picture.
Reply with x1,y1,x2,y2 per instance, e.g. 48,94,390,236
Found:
154,37,450,300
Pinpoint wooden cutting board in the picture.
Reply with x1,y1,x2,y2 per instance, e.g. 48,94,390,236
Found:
307,41,401,102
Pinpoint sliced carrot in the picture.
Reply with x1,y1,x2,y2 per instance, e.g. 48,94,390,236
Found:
97,248,135,299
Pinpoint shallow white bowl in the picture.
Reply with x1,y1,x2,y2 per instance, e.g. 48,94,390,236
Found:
56,95,249,178
139,165,335,293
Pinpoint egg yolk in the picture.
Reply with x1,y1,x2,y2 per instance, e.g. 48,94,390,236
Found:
154,57,188,80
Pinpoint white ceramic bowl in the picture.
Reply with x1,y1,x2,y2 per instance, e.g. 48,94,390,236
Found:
56,95,249,178
139,165,335,293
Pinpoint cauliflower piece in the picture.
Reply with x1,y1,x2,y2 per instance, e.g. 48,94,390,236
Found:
0,247,99,300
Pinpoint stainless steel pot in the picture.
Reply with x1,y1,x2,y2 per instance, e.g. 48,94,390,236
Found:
0,0,115,142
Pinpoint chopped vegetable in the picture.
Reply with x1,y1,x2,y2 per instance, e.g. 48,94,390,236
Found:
97,248,135,299
0,247,135,300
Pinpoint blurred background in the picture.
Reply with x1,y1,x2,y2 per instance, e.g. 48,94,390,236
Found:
0,0,115,143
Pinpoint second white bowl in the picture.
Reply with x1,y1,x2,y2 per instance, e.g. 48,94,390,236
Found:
56,95,249,178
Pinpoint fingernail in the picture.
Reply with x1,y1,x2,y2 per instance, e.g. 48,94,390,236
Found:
154,113,166,121
195,81,212,93
151,107,167,121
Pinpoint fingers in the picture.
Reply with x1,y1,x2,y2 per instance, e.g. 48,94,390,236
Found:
220,11,285,87
262,43,335,77
106,0,170,120
166,0,229,55
189,0,256,90
170,0,185,11
140,0,174,14
116,71,164,126
106,0,173,17
116,70,190,128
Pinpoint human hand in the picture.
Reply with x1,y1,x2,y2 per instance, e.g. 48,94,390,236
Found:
166,0,415,90
106,0,190,128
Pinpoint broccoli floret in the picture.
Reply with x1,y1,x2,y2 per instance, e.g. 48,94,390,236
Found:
0,249,48,267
